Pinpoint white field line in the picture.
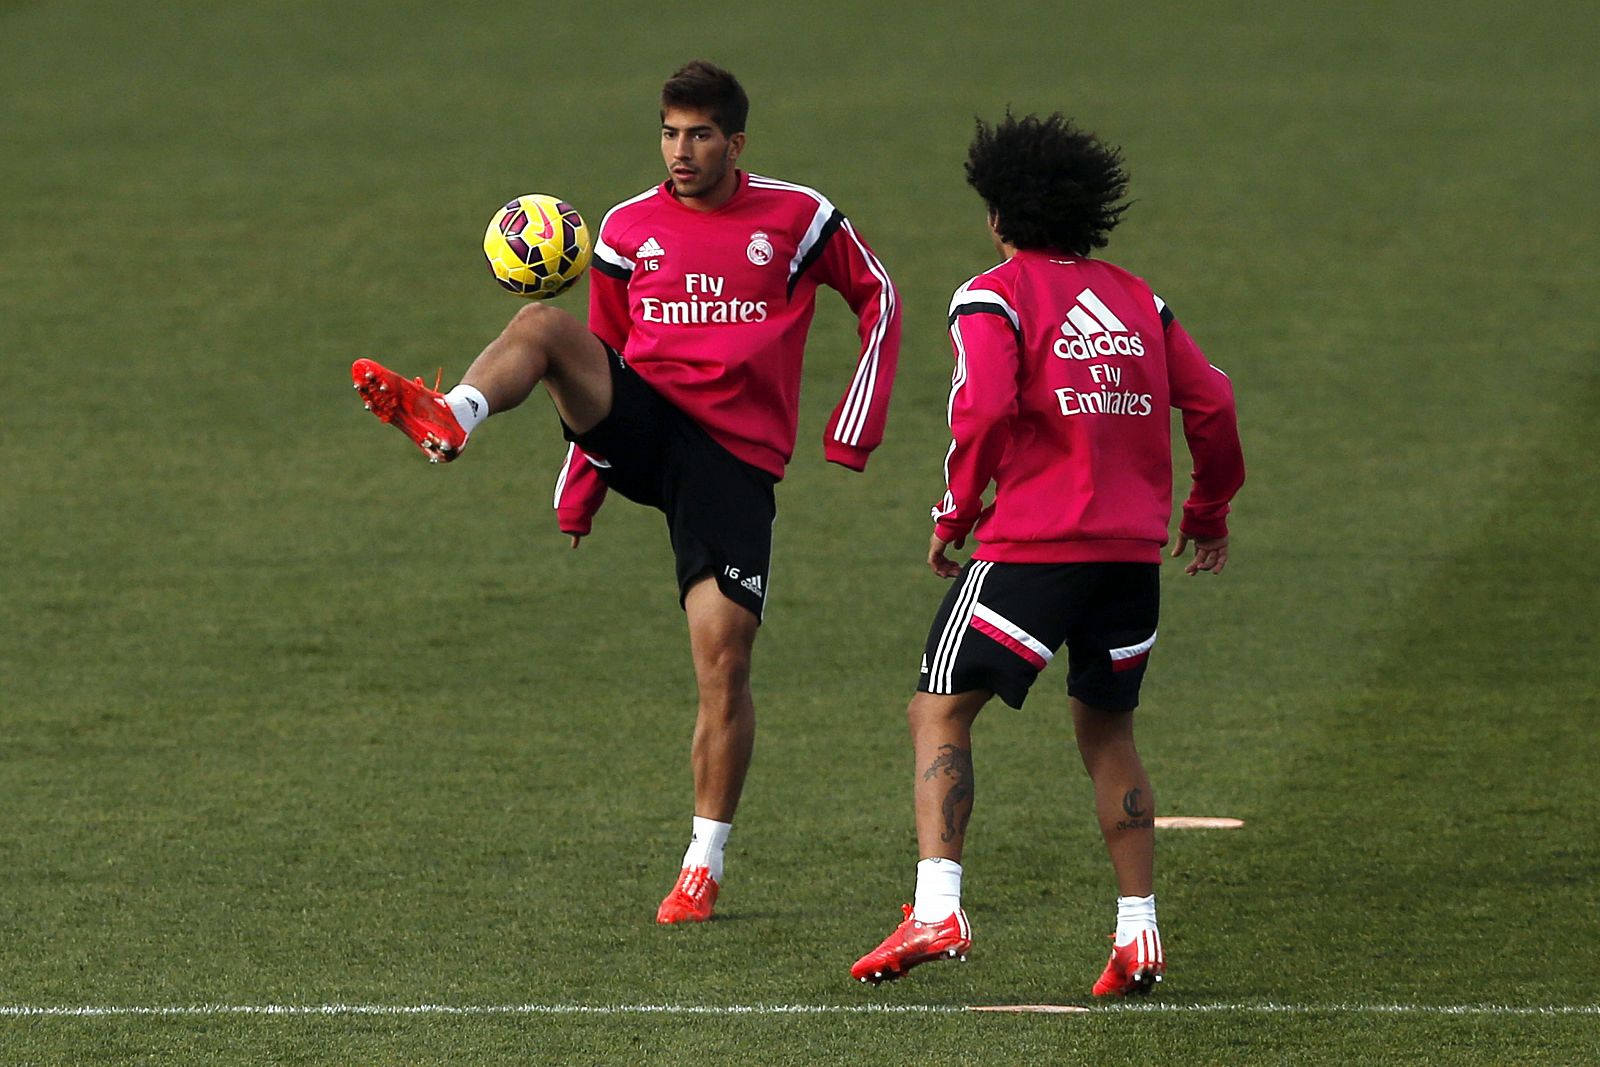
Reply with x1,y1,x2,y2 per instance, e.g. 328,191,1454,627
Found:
1101,1003,1600,1017
1,1002,1597,1019
2,1004,940,1018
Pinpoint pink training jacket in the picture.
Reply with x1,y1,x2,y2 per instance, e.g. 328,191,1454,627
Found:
933,250,1244,564
554,172,901,536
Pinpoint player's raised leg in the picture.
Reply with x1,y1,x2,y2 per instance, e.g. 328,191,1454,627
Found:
457,303,614,431
352,303,613,462
1074,698,1164,996
850,691,984,983
656,576,759,924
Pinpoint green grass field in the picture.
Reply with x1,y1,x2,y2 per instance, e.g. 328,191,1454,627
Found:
3,1,1597,1062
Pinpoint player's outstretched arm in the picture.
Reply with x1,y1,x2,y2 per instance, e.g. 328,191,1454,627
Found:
1171,532,1229,576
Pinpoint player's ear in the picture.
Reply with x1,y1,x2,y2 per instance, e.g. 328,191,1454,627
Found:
986,210,1009,256
727,131,747,163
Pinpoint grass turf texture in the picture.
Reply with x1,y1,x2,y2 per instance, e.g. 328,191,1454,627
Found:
3,0,1597,1063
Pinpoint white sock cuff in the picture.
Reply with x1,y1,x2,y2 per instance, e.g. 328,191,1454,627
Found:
913,857,964,922
691,816,732,852
682,817,732,880
443,384,489,434
1115,894,1158,943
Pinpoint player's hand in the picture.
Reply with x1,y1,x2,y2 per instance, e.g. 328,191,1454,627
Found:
568,534,584,549
928,532,964,579
1172,533,1228,575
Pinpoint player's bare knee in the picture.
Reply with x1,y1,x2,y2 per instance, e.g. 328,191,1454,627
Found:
693,634,752,689
906,692,975,732
507,302,588,362
695,668,753,725
1074,700,1133,738
708,649,754,691
510,302,596,384
503,300,560,341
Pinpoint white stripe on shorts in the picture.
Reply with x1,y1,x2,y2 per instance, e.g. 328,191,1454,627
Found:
969,603,1054,665
928,561,993,693
1109,630,1158,662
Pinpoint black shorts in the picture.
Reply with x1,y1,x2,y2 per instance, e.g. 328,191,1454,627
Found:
917,561,1160,712
562,346,776,620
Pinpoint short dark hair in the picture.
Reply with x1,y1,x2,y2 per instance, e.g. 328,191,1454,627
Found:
965,112,1131,255
661,60,749,136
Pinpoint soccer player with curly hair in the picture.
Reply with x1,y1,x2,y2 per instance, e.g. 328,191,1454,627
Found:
850,113,1243,995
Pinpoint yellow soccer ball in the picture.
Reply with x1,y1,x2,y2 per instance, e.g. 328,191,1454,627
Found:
483,194,592,299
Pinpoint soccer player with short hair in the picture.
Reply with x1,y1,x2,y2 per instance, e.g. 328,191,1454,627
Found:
849,113,1243,993
353,60,900,923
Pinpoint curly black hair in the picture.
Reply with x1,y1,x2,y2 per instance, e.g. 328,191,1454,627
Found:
965,112,1130,254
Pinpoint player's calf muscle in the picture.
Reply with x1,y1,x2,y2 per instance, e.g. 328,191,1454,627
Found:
920,743,974,846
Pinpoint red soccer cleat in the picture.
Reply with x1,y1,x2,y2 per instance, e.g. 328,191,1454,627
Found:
656,865,719,924
351,358,468,463
850,904,972,984
1092,929,1165,996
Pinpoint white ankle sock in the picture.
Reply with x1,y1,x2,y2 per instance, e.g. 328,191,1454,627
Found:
443,384,489,434
1115,894,1158,944
912,857,963,922
680,817,731,882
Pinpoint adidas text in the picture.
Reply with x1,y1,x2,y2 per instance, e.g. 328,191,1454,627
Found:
1054,287,1146,360
1054,333,1146,360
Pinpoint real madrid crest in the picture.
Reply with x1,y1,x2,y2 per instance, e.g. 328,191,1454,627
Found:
747,230,774,266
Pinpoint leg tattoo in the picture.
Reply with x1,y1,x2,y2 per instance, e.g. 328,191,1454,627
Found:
922,744,975,844
1116,786,1154,831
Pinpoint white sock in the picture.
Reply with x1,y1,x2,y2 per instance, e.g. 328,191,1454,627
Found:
1115,894,1158,944
912,857,963,922
443,384,489,434
680,817,731,882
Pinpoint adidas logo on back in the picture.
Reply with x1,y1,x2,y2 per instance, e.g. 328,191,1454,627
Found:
636,237,665,259
1054,287,1146,360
